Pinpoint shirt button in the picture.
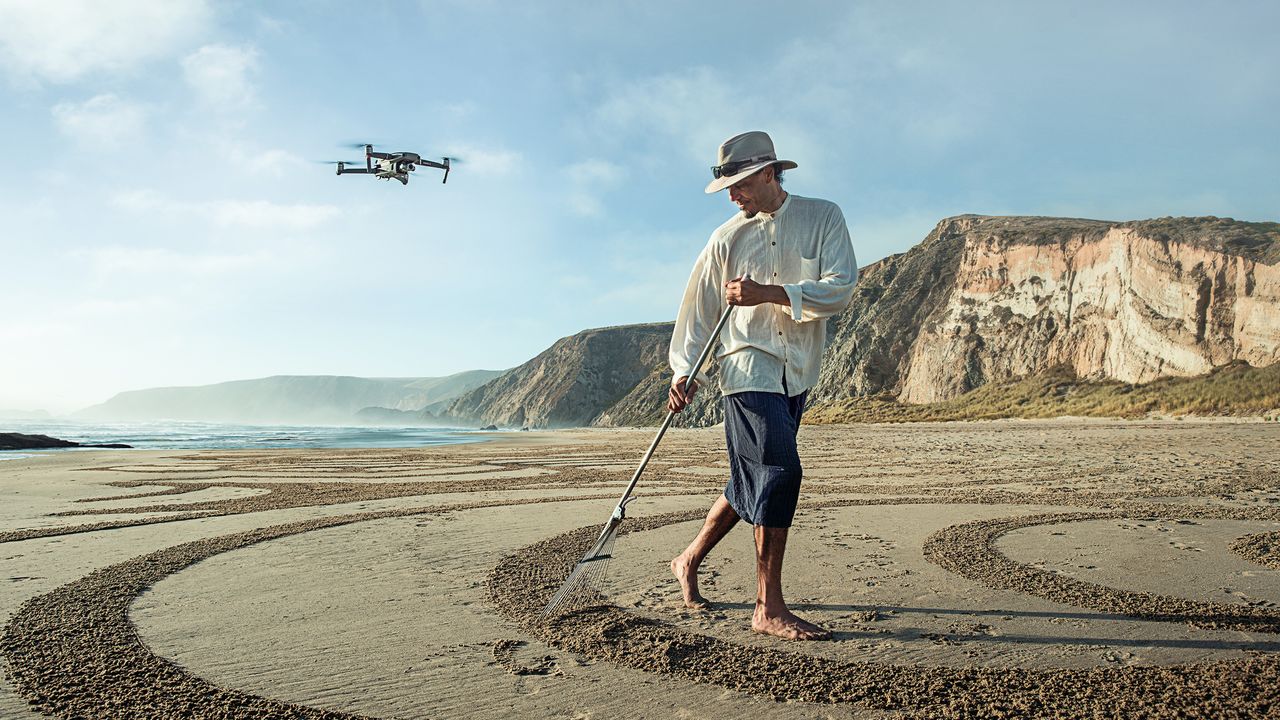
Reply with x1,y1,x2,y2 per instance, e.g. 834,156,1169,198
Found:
771,241,776,246
777,331,783,336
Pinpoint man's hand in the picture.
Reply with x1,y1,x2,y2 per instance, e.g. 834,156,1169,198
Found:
724,277,789,307
668,376,699,413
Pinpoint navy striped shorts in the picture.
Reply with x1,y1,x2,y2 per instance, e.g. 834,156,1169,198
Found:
722,387,807,528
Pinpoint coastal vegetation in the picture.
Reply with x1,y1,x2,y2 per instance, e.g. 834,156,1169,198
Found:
804,361,1280,424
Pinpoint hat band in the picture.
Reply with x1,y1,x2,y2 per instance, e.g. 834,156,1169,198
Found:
711,154,776,179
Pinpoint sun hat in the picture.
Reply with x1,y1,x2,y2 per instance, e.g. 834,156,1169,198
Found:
704,130,798,194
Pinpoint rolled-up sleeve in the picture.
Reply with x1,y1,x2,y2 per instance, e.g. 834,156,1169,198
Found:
669,242,724,386
781,205,858,322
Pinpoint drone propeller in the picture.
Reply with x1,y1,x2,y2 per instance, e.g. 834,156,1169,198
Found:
313,159,359,165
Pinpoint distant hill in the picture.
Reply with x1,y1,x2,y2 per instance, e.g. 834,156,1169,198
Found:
77,371,503,425
0,409,51,421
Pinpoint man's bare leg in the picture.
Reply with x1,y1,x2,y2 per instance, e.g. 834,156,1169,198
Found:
670,494,739,608
752,525,831,640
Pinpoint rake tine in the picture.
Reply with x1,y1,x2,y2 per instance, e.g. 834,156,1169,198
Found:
541,539,615,617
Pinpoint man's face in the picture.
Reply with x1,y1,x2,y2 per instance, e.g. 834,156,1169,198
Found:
727,167,772,215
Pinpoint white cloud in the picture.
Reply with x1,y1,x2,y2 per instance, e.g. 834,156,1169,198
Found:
443,144,521,177
73,246,272,276
182,44,259,109
243,148,303,176
51,94,148,149
567,192,603,218
585,66,824,185
567,159,624,186
208,200,337,229
565,159,626,217
443,101,476,120
110,190,340,231
226,146,306,177
0,0,211,84
591,66,738,163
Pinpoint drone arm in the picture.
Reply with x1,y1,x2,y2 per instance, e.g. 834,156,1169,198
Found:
413,157,451,183
337,166,373,175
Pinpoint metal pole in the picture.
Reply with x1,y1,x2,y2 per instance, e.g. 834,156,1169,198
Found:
611,274,746,517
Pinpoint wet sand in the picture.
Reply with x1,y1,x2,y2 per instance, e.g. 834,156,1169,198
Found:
2,420,1280,718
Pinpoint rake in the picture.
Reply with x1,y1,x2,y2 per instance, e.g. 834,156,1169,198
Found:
540,294,740,618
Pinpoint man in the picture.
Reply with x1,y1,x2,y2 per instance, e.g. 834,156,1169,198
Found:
667,130,858,641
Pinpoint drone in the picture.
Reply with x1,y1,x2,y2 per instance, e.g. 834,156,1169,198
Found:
333,144,451,185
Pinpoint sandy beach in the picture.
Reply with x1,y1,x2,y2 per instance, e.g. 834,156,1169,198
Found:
3,420,1280,718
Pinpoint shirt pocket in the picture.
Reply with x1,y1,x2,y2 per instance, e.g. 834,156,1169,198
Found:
799,255,820,282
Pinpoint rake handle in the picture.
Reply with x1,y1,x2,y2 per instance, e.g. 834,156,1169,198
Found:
613,273,747,516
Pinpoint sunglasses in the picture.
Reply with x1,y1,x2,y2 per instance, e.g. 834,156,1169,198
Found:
711,155,775,179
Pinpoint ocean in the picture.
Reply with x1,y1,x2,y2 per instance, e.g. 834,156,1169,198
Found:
0,419,490,456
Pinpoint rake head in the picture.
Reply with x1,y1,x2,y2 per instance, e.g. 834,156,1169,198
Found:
540,514,622,618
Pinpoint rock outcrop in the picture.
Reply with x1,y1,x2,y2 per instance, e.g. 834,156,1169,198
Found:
592,352,725,428
0,433,132,450
444,323,677,428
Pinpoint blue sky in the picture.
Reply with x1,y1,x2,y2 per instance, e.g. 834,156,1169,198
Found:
1,1,1276,413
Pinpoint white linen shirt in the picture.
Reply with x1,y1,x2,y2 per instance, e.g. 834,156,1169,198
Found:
669,193,859,397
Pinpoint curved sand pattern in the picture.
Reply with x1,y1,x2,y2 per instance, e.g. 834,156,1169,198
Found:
2,421,1279,718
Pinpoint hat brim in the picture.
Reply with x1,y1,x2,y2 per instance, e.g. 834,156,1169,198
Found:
704,159,798,194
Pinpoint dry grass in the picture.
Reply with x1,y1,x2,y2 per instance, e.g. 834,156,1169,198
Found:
805,361,1280,424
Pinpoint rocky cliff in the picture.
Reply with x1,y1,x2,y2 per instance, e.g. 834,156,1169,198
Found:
451,215,1280,427
443,323,677,428
811,215,1280,405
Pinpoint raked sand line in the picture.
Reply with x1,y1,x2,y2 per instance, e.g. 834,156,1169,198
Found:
4,489,1279,717
1,495,617,720
923,511,1280,634
1230,530,1280,570
0,464,719,544
489,509,1280,719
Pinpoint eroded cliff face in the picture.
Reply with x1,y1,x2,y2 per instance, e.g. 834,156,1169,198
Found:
452,215,1278,427
895,216,1280,402
443,323,674,428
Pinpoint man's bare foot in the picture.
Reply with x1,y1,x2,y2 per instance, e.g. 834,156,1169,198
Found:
752,606,831,640
670,555,710,609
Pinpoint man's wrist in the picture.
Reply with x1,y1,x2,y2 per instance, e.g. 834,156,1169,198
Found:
764,284,789,306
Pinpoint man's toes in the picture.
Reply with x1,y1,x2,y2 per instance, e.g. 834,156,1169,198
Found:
800,625,831,640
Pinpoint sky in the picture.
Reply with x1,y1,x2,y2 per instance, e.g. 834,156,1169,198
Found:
1,1,1277,414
